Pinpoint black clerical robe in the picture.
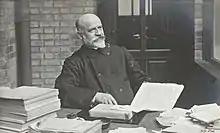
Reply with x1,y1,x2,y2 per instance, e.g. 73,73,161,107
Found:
55,44,149,109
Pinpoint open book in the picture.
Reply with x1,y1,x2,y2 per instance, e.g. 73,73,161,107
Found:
89,82,184,120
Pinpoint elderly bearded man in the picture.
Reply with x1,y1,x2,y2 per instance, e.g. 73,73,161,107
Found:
55,13,150,109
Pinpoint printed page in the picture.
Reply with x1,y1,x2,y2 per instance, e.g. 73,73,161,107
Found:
130,82,184,112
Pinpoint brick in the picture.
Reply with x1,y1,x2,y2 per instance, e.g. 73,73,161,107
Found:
54,1,65,7
44,53,54,58
55,40,71,46
45,79,56,84
31,47,40,53
32,78,44,85
31,34,39,40
31,41,43,46
40,47,60,52
0,9,4,16
60,46,71,52
40,34,59,40
60,8,71,13
60,34,69,40
39,8,59,14
0,31,7,39
41,59,61,65
29,1,43,8
44,27,54,33
65,1,86,7
45,66,62,72
70,7,84,13
40,22,59,27
6,45,13,54
9,52,16,59
0,69,7,77
0,47,6,56
31,60,41,65
31,28,43,33
54,14,79,20
195,0,203,4
43,0,53,7
55,27,74,34
32,66,44,72
30,15,43,21
32,73,40,78
60,21,76,27
43,15,54,21
31,53,44,59
54,52,71,59
84,7,96,13
44,40,54,46
30,22,39,28
30,8,39,14
86,1,97,6
41,72,60,78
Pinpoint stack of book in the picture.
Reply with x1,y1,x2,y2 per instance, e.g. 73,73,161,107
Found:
0,86,61,133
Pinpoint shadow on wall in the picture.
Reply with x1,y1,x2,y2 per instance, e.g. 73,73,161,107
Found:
175,64,220,109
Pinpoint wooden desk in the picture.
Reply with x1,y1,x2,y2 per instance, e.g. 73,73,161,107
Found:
57,108,162,133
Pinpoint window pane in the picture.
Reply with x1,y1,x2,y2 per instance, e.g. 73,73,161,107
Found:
213,0,220,60
118,0,132,16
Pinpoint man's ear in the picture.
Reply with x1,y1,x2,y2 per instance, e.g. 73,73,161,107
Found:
76,30,83,39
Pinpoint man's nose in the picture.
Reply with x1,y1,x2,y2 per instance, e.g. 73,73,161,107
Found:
95,28,102,36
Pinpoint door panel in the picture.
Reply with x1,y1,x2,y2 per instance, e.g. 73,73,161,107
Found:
117,16,141,50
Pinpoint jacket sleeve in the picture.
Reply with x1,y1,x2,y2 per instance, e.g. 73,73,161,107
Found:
55,58,97,109
122,47,151,94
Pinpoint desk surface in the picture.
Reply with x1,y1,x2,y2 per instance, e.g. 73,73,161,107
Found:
57,108,162,133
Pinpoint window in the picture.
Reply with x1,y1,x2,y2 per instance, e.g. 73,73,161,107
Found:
197,0,220,79
202,0,220,65
213,0,220,61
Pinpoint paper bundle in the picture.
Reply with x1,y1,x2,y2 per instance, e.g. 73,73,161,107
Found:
29,118,102,133
156,103,220,133
90,82,184,120
109,127,148,133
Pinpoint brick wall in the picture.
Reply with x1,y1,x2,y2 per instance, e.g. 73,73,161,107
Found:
0,0,17,88
29,0,98,87
194,0,203,59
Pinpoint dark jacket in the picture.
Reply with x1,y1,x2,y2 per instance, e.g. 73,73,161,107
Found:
55,44,149,109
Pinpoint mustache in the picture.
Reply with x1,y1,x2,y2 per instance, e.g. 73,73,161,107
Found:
93,35,105,42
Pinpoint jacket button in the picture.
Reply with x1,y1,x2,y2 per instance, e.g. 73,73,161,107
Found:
97,73,101,77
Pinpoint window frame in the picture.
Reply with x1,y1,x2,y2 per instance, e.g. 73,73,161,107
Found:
202,0,220,68
196,0,220,80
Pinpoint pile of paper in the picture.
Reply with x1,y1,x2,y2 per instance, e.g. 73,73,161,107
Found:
156,103,220,133
109,127,148,133
0,86,61,133
29,117,102,133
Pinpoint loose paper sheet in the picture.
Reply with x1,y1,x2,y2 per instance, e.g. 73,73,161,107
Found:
130,82,184,112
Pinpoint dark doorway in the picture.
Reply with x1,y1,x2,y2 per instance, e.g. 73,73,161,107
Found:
98,0,194,84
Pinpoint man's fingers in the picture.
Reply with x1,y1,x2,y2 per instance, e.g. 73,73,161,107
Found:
94,92,118,105
112,98,118,105
109,95,118,105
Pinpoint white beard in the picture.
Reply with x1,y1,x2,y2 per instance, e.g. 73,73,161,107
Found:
83,37,106,49
92,39,105,48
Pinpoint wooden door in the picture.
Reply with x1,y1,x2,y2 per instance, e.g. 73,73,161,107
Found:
98,0,194,83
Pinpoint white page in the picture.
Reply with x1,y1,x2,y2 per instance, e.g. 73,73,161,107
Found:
130,82,184,112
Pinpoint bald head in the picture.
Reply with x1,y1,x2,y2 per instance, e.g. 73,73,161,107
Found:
75,14,106,49
76,14,102,32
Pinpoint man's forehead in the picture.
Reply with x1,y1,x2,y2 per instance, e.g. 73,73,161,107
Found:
78,14,102,29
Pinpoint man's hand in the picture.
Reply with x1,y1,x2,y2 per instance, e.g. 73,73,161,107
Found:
92,92,118,105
